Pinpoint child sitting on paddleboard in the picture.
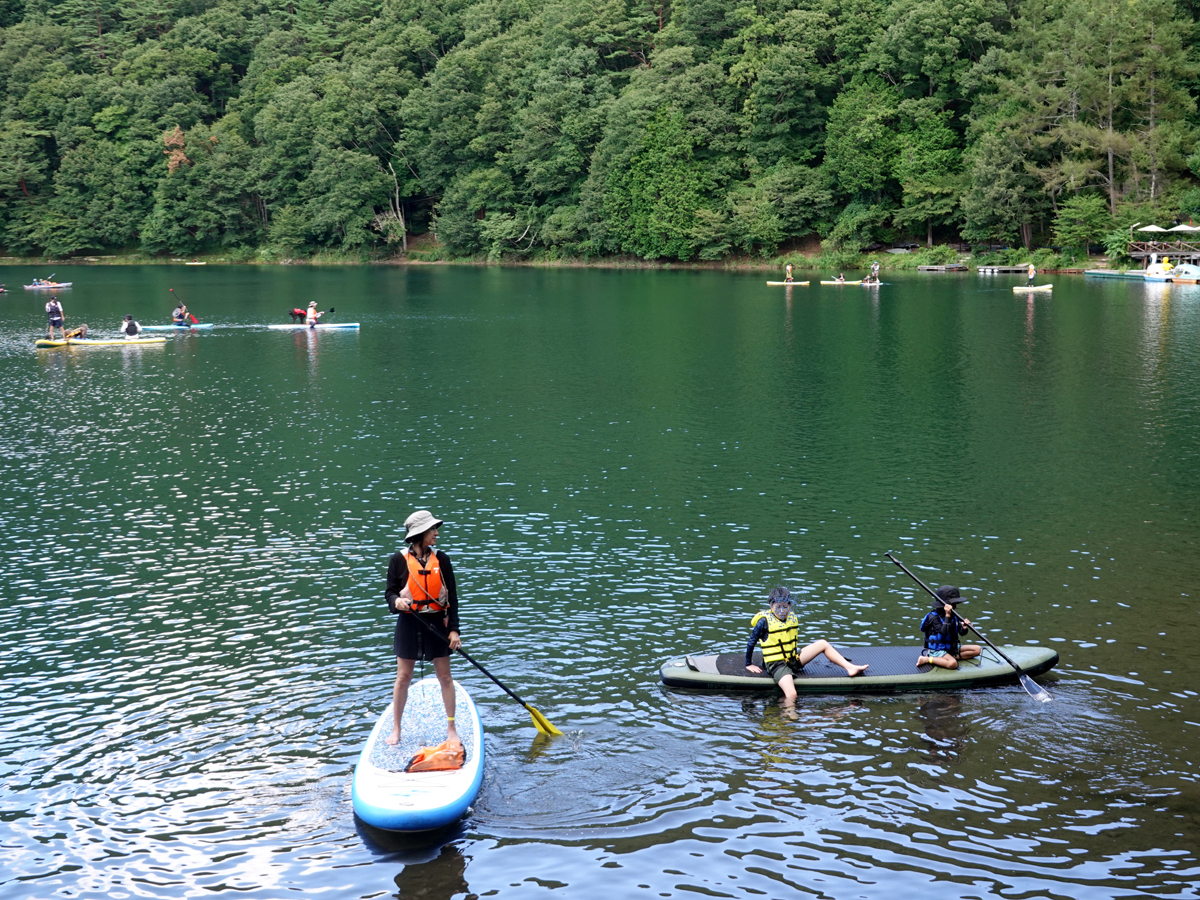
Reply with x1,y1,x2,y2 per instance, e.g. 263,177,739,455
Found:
745,587,869,704
917,585,981,669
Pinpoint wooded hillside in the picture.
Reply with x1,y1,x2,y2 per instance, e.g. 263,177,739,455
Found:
1,0,1197,261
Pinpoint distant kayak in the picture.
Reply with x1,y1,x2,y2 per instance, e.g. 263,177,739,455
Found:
660,644,1058,694
24,282,72,290
267,322,360,330
36,337,167,348
142,323,215,331
1014,284,1053,292
352,677,484,832
765,281,810,286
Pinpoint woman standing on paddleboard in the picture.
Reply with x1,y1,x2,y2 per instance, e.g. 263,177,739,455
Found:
384,510,462,747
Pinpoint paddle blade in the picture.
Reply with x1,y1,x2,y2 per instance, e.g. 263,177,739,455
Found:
189,313,199,323
526,704,563,736
1020,674,1052,703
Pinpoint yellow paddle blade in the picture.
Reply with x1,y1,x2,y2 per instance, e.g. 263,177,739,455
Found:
526,704,563,736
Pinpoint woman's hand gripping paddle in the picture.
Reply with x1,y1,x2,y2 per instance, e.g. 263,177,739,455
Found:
407,611,563,735
886,551,1052,703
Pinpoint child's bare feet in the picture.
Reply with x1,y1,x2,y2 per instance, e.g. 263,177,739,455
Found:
917,655,930,667
385,729,401,746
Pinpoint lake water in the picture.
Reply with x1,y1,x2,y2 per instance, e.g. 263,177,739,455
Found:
1,265,1198,899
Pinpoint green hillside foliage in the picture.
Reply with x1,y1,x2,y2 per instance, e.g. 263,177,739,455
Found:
0,0,1196,260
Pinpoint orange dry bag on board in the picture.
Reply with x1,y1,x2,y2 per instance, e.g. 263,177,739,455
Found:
404,739,464,773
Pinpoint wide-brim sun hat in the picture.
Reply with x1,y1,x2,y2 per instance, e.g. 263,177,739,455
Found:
932,585,964,608
404,509,443,541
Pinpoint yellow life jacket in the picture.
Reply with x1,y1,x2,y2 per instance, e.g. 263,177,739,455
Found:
405,550,446,612
751,609,799,664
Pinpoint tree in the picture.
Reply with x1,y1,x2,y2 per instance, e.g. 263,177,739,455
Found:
960,131,1038,247
1052,193,1109,255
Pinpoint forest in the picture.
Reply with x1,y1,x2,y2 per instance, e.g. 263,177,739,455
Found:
0,0,1198,264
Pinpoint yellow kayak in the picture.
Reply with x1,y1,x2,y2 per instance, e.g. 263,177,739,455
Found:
36,337,168,348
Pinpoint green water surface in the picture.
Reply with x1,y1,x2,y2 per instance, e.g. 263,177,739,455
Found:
1,265,1198,899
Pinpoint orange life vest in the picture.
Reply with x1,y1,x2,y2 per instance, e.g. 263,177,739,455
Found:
405,550,446,612
405,739,464,772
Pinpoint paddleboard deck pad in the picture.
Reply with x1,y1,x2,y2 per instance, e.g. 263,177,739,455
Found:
352,677,483,832
660,644,1057,694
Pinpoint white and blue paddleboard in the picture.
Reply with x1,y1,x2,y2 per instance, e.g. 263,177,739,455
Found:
142,323,215,331
267,322,360,330
352,677,484,832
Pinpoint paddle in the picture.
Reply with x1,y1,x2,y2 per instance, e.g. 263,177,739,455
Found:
405,609,563,735
885,551,1052,702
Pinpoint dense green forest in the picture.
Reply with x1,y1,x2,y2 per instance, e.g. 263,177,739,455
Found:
0,0,1198,262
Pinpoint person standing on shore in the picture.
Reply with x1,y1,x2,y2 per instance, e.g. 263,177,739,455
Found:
384,510,462,747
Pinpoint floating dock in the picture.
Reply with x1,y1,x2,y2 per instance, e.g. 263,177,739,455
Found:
1084,269,1145,279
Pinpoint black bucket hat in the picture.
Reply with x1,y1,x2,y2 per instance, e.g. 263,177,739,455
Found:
932,585,964,608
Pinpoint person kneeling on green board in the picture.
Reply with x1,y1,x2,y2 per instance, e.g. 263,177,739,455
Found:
917,585,981,669
745,587,869,703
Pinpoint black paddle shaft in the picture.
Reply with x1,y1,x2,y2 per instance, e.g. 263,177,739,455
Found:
884,551,1030,676
404,608,538,710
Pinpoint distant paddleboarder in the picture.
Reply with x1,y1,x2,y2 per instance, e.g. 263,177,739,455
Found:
120,314,142,339
784,263,794,283
1026,263,1036,286
46,295,65,340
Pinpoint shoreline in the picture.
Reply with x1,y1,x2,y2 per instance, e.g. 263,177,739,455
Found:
0,254,1118,273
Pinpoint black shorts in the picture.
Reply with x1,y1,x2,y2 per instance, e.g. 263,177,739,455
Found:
766,659,804,683
394,611,451,661
48,317,63,327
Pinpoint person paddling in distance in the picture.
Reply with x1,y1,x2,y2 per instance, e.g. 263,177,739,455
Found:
384,510,462,747
172,301,188,325
745,587,869,704
784,262,794,283
1026,262,1036,286
46,295,65,340
916,585,981,669
305,300,322,327
835,272,846,283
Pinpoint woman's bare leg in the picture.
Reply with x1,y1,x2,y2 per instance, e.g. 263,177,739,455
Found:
386,658,415,745
432,656,460,742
